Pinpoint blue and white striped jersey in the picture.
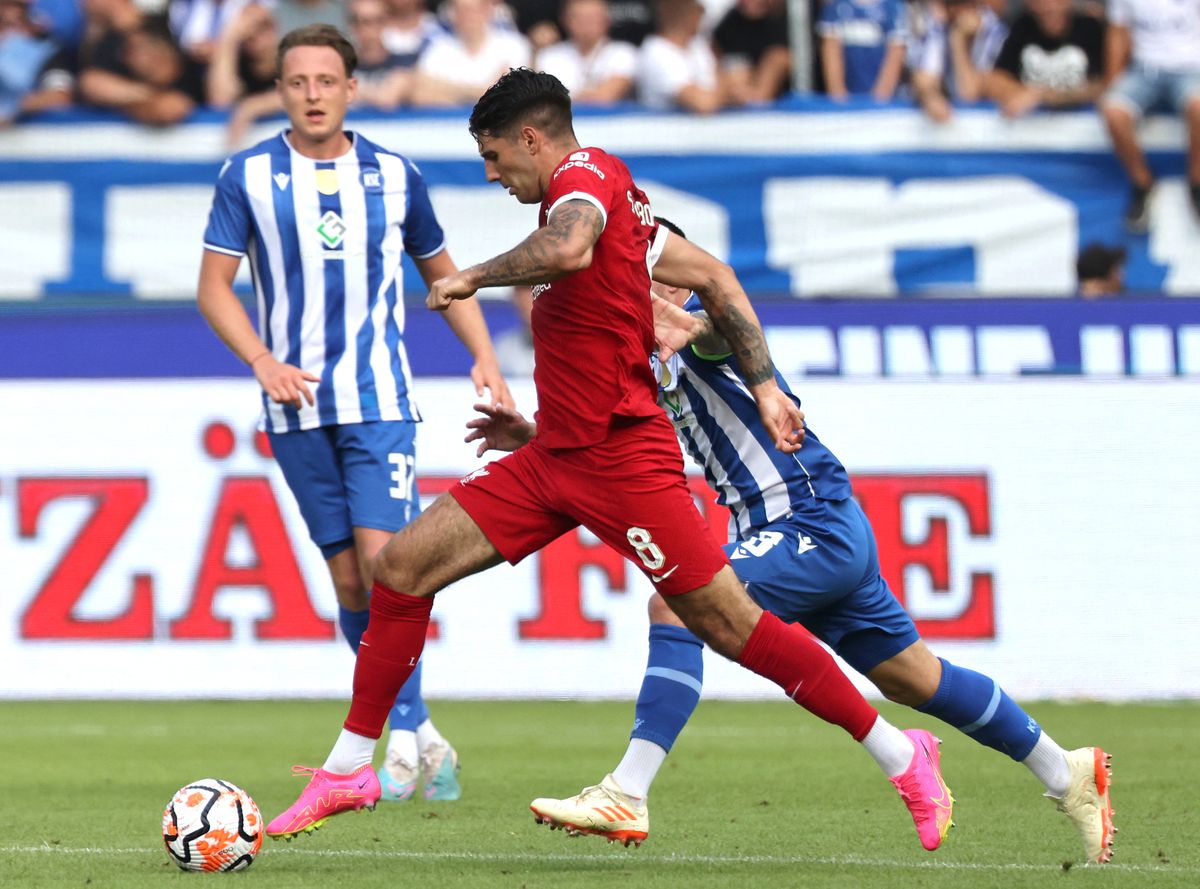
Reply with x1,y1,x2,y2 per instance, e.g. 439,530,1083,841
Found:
653,297,852,542
203,131,445,433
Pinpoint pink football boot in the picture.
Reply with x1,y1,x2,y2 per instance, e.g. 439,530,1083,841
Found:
889,729,954,851
266,764,381,840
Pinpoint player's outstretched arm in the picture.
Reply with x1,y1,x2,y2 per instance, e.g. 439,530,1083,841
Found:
651,234,803,452
417,250,514,408
464,402,537,457
428,199,603,314
197,250,317,409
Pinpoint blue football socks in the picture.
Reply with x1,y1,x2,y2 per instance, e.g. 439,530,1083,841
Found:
917,657,1041,761
629,623,704,751
338,605,428,732
337,605,370,652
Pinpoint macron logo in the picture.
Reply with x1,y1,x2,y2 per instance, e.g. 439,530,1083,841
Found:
273,172,290,190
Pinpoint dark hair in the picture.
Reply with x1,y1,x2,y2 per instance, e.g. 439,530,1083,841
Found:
1076,242,1126,281
469,68,574,141
654,216,687,240
275,24,357,79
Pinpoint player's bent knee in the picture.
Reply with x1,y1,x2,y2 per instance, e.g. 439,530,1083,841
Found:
647,592,683,626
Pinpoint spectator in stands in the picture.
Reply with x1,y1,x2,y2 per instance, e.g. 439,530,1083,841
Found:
607,0,655,45
817,0,906,101
169,0,256,65
712,0,790,106
635,0,723,112
349,0,417,108
1100,0,1200,230
30,0,84,52
274,0,347,35
207,2,279,146
1,0,73,125
535,0,635,104
1075,242,1125,298
78,0,205,126
411,0,530,106
509,0,564,50
908,0,1008,122
984,0,1103,119
382,0,442,66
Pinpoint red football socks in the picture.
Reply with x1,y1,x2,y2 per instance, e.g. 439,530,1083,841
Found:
343,582,433,738
737,611,877,741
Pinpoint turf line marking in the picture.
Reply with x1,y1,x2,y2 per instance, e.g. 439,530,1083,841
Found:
1,844,1190,875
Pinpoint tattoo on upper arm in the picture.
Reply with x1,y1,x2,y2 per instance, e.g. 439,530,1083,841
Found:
471,200,603,287
546,199,604,246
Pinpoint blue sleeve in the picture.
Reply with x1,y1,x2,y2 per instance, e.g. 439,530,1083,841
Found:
402,159,446,260
885,0,905,38
202,158,251,257
817,0,839,30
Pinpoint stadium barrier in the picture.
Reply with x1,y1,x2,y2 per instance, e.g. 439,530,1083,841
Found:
1,103,1199,299
3,377,1197,701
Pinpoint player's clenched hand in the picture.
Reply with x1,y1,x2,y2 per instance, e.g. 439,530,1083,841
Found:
754,385,805,453
252,355,318,409
651,294,699,362
464,402,535,457
427,273,478,312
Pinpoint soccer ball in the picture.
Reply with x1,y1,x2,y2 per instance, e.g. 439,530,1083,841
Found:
162,779,263,872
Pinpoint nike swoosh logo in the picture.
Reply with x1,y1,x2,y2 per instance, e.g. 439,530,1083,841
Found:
358,778,371,789
650,565,679,584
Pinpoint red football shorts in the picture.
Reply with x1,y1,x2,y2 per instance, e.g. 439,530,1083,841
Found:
449,413,728,597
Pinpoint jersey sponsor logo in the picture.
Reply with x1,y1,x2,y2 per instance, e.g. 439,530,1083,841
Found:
797,535,817,555
360,168,384,192
314,169,339,196
273,172,290,191
316,210,347,249
554,159,606,180
569,151,590,162
531,282,551,300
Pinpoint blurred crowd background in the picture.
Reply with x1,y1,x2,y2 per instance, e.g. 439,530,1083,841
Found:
3,0,1198,285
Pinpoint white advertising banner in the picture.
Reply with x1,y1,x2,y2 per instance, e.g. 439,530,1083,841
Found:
2,379,1197,701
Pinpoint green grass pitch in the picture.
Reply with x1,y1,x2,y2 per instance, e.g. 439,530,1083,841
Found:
1,699,1196,888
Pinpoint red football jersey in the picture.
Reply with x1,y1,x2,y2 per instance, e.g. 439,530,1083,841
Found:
531,147,662,449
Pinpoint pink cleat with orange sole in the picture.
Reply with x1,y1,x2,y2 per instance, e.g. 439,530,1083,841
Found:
890,729,954,851
266,764,381,841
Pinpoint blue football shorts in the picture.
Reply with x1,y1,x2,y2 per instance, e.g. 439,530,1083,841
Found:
268,421,421,560
726,496,919,676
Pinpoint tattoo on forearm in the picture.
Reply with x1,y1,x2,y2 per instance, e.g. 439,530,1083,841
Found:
713,304,775,386
691,311,731,356
471,200,603,288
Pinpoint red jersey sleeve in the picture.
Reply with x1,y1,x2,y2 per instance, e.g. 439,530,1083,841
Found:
540,149,619,231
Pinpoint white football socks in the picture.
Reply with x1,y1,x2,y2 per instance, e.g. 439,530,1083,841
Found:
611,738,667,801
861,716,917,778
1023,731,1071,798
323,728,375,774
416,718,447,753
386,729,418,766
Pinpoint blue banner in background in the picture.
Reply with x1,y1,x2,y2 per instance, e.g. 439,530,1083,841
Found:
3,298,1196,379
1,106,1198,300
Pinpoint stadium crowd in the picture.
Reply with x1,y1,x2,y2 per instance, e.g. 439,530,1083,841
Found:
2,0,1198,225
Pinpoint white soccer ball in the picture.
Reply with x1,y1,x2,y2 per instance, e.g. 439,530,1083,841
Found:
162,778,264,872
